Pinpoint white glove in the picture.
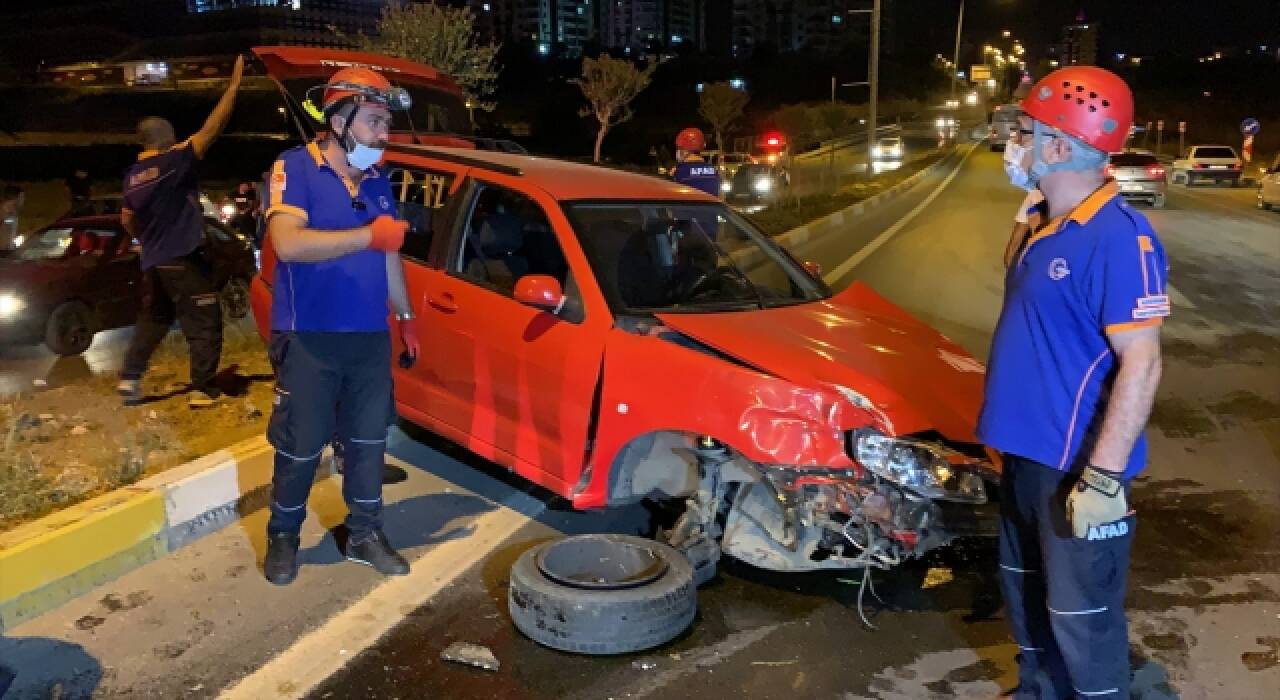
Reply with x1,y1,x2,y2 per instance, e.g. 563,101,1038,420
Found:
1067,466,1128,539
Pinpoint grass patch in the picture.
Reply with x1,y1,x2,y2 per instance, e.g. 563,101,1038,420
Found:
746,149,950,237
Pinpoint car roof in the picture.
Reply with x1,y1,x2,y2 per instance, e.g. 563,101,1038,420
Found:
389,146,720,202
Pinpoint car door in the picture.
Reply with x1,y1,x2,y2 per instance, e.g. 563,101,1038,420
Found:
85,227,141,330
417,176,609,494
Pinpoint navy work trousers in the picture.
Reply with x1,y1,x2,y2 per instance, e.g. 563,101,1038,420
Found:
998,454,1135,699
265,331,393,540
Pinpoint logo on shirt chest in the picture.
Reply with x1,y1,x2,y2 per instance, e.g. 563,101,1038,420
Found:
378,195,391,211
1048,257,1071,281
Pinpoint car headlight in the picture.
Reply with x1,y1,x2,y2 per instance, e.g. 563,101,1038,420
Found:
871,147,882,157
220,204,236,221
753,178,772,193
889,147,902,157
720,181,732,193
0,293,26,318
11,234,24,248
935,118,946,128
851,427,987,503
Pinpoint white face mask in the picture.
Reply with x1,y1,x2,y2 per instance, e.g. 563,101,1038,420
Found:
346,140,384,171
1003,140,1036,191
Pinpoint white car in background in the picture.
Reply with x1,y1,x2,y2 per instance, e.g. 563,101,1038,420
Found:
1171,145,1244,187
1258,153,1280,211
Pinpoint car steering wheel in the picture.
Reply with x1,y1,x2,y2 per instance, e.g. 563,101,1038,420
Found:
683,266,750,302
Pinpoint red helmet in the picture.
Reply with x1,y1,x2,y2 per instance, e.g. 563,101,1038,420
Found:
675,127,705,152
1020,66,1133,154
322,67,405,114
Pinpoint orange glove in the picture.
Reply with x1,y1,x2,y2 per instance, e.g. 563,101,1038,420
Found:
368,215,408,252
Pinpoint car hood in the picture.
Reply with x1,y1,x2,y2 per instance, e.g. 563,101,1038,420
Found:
655,282,986,442
0,259,72,288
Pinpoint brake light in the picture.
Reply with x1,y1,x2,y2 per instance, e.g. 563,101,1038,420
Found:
1147,165,1165,178
1194,163,1206,169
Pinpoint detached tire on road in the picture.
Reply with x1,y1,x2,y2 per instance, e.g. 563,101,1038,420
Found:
45,300,96,356
508,534,696,655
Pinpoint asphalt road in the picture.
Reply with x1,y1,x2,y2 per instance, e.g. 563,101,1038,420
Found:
5,147,1277,699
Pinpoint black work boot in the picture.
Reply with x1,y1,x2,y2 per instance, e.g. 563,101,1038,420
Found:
264,532,301,585
344,530,410,575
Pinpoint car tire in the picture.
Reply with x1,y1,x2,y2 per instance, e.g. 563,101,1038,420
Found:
508,534,697,655
45,301,96,356
220,277,251,320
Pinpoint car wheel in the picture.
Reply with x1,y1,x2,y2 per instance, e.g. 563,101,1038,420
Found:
45,301,96,356
508,534,697,655
220,277,251,320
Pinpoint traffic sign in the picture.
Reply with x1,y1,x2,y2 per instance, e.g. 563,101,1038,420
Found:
1241,117,1261,136
1178,121,1186,133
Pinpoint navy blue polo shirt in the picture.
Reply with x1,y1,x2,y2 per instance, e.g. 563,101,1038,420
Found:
122,141,204,270
978,182,1170,479
265,141,395,332
673,157,722,197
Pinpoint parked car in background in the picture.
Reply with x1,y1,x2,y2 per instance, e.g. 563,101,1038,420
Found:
0,215,256,355
1257,153,1280,211
1107,151,1167,208
715,152,756,179
1171,145,1243,187
987,104,1019,151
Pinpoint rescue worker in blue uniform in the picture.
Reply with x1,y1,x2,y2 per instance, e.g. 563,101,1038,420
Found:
118,55,243,408
980,66,1168,699
671,127,722,197
261,66,422,586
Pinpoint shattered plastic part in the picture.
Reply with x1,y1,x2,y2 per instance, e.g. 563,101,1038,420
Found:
440,642,501,672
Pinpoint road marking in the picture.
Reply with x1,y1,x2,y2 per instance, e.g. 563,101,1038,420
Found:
218,474,543,700
824,144,977,285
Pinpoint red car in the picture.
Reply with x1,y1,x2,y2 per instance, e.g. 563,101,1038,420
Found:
251,50,999,581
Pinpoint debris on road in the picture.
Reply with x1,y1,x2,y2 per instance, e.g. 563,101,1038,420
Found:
631,659,659,671
922,566,955,589
440,642,500,672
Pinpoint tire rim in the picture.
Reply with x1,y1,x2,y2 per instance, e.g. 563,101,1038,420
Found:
536,535,669,591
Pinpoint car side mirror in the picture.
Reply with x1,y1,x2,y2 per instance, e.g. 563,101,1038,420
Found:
514,274,565,314
803,261,822,278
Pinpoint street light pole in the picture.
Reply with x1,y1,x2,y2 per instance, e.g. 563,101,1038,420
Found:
949,0,964,106
867,0,881,170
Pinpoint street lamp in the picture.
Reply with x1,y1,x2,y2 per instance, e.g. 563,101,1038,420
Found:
848,2,882,174
948,1,965,109
1002,29,1011,38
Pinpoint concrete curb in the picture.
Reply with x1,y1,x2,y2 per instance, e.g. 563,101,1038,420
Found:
773,146,968,252
0,436,333,632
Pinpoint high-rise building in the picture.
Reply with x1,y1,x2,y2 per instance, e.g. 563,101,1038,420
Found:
1059,11,1099,66
499,0,594,56
599,0,704,53
732,0,861,56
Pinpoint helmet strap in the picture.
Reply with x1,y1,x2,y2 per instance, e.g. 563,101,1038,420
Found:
338,102,361,154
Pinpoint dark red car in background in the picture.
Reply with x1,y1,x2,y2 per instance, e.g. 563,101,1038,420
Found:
0,215,257,355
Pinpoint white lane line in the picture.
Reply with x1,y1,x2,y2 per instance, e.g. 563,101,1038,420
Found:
824,144,977,285
219,482,544,699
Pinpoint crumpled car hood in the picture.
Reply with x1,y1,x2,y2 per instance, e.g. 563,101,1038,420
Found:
655,282,986,441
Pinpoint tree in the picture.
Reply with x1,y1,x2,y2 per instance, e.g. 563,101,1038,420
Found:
351,1,501,111
573,54,658,163
698,82,749,152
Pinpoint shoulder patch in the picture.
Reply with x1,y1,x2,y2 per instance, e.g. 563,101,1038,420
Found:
270,170,286,192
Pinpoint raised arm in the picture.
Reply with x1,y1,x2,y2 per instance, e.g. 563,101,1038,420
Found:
189,55,245,159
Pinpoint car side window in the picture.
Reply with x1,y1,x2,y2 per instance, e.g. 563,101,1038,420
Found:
388,167,456,264
454,184,582,322
81,228,120,256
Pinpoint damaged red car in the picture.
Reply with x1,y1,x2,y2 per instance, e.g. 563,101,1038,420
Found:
251,48,1000,585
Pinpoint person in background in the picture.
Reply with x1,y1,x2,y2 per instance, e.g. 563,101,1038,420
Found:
117,55,244,408
671,128,722,197
0,184,24,251
66,169,93,205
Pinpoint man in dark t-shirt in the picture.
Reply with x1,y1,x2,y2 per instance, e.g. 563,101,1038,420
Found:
118,55,244,408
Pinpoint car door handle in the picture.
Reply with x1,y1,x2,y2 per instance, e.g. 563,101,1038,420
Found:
427,293,457,313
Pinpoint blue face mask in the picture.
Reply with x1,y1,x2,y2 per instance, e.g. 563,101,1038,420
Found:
1003,140,1036,191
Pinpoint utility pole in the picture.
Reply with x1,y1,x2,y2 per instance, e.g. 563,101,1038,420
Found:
949,0,964,106
867,0,881,171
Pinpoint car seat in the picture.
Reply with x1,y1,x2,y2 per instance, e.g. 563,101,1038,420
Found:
464,211,528,290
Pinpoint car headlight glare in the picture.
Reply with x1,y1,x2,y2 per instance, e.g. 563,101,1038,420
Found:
852,428,987,503
720,181,732,193
871,147,882,157
0,293,26,318
753,178,771,193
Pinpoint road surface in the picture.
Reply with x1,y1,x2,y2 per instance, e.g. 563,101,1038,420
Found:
4,147,1277,699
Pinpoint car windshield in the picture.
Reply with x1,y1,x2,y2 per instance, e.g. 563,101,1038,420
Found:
1110,153,1159,166
567,202,827,314
1194,147,1237,159
14,227,75,260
